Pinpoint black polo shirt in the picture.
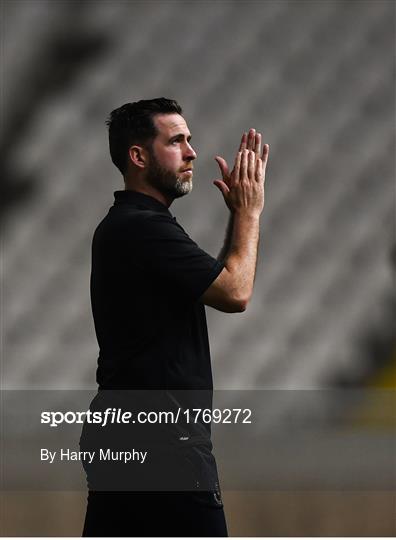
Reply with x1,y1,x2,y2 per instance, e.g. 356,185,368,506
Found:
90,190,224,391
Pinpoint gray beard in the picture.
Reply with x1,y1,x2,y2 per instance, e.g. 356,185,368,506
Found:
146,153,193,199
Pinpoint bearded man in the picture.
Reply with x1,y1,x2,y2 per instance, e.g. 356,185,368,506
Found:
83,98,269,537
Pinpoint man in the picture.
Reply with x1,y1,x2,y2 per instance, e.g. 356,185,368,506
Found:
83,98,269,537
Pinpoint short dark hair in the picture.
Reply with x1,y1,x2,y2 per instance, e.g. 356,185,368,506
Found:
106,97,183,175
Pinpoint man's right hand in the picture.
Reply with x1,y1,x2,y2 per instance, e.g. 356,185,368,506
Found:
213,129,269,217
201,129,270,313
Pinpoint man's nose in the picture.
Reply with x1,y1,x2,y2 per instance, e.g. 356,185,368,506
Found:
185,143,197,160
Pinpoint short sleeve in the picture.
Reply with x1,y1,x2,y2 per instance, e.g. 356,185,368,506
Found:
129,212,224,302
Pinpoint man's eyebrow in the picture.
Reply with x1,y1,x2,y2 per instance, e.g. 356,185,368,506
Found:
169,133,192,142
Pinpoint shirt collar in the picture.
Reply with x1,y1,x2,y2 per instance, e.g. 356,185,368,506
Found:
113,190,172,216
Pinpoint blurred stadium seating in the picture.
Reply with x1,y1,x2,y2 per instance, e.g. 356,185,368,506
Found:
3,0,394,391
2,1,395,535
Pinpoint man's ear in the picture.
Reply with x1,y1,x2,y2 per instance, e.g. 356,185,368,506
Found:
128,145,147,169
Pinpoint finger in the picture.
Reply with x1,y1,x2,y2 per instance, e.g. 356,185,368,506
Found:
238,132,247,152
255,132,261,159
262,143,269,164
247,150,255,180
233,151,242,184
247,128,256,151
213,179,230,197
240,149,248,181
214,156,230,182
261,145,270,185
255,157,263,183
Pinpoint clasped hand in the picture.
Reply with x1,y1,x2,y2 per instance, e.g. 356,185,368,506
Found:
214,129,269,217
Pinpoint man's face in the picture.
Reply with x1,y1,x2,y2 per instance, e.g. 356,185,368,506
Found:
145,113,197,199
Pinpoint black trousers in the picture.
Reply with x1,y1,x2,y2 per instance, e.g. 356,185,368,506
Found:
82,490,228,537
